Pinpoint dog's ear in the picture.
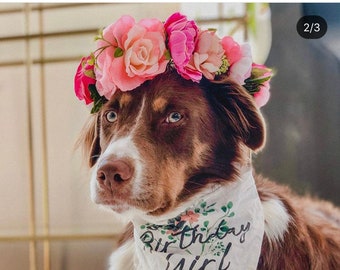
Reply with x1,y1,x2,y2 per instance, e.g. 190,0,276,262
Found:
78,114,101,167
202,79,266,151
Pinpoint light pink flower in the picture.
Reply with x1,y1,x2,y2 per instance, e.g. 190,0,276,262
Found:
74,56,95,104
190,30,224,80
95,15,169,95
94,56,117,100
252,63,273,107
254,81,270,108
222,36,253,85
228,44,252,85
221,36,242,65
164,12,199,81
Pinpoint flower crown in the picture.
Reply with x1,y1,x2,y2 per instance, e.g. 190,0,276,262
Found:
74,12,273,113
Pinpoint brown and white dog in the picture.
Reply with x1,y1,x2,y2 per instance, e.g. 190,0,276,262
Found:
80,69,340,269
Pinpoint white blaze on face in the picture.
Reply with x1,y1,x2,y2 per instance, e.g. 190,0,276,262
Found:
90,97,146,203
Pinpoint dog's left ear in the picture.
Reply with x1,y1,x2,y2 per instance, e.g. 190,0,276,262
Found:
203,79,266,151
77,114,101,167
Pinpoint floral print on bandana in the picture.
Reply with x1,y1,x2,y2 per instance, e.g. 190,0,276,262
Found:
139,199,237,257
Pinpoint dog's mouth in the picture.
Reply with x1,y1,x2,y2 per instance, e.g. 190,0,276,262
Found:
93,190,135,213
93,178,172,215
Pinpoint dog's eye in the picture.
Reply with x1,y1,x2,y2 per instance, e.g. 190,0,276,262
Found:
105,110,118,123
166,112,182,123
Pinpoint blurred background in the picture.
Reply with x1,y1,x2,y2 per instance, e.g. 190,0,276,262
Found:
0,3,339,270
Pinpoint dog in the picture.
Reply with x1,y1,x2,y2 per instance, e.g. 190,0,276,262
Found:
79,69,340,269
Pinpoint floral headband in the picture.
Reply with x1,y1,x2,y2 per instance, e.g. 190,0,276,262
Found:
74,12,273,113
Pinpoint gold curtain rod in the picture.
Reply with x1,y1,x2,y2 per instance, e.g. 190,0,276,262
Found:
0,16,246,42
0,29,98,42
0,3,100,15
0,233,120,242
0,56,83,67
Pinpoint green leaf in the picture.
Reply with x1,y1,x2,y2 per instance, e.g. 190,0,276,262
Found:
228,212,235,218
221,206,227,213
114,47,124,58
200,201,207,208
227,201,233,209
88,84,106,114
220,226,229,232
88,84,100,100
203,221,209,228
164,50,171,60
87,53,95,65
91,99,104,114
245,76,271,86
84,69,95,79
94,28,104,41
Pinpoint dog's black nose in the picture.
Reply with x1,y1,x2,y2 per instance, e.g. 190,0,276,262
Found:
96,159,134,189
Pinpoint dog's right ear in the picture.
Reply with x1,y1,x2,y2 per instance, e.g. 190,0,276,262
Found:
201,78,266,152
79,114,101,167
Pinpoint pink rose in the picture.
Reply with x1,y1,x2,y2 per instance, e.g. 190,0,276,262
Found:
222,36,252,85
190,30,224,80
74,55,96,105
164,12,199,81
95,15,169,95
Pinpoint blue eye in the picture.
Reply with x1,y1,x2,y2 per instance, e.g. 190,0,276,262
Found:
105,110,118,123
166,112,182,123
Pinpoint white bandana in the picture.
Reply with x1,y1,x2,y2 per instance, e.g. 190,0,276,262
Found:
132,169,264,270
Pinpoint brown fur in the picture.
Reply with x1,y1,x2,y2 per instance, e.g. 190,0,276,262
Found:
79,69,340,269
256,175,340,269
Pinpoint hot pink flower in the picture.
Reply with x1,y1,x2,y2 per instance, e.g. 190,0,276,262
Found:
222,36,252,85
164,12,200,81
74,56,96,105
95,15,169,95
190,30,224,80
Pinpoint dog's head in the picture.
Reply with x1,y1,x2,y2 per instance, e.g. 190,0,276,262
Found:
80,70,265,216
